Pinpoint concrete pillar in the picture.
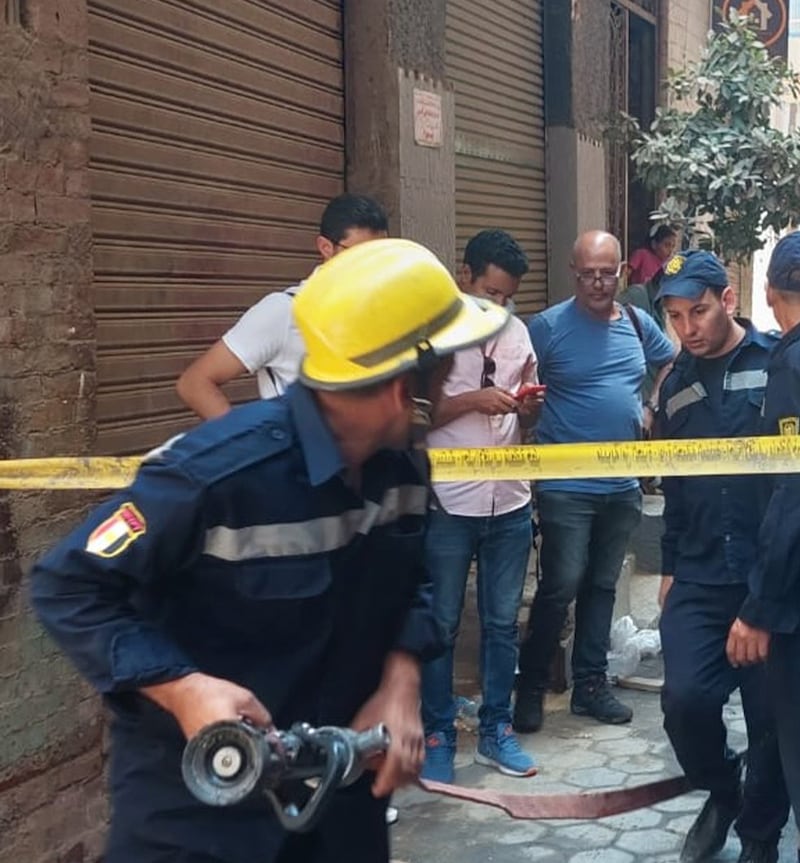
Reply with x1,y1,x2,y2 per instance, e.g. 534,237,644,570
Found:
544,0,612,304
344,0,456,270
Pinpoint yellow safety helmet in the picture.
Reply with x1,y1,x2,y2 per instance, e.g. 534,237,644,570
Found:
293,238,509,390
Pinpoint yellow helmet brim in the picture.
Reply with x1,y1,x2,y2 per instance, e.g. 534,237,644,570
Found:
294,238,511,390
300,294,508,390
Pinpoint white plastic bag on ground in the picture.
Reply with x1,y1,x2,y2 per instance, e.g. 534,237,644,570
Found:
607,614,661,680
630,626,661,658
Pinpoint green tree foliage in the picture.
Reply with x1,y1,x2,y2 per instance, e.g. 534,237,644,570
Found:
626,11,800,262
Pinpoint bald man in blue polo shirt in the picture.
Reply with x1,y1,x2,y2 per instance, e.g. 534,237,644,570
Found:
514,230,675,733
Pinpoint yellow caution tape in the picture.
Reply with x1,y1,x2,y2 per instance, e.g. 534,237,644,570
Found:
429,436,800,481
0,436,799,490
0,457,141,490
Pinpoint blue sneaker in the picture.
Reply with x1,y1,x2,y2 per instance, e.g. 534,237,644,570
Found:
421,732,456,784
475,723,537,777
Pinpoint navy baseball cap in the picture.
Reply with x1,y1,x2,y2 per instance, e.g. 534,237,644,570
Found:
655,250,728,301
767,232,800,292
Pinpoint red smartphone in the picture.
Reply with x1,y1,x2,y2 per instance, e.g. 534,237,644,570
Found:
515,383,547,401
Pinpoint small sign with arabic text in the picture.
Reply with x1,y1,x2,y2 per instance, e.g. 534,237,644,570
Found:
413,89,443,148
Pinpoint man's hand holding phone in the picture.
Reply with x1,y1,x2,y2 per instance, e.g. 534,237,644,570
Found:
515,383,547,401
515,383,546,419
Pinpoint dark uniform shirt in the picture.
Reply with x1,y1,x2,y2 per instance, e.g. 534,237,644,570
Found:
658,321,778,585
740,321,800,634
30,384,442,863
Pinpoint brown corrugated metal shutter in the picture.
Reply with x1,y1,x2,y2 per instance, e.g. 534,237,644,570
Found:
446,0,546,316
88,0,344,455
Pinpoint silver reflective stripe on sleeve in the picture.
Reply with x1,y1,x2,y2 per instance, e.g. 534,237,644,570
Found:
724,369,767,391
665,382,708,421
142,433,186,463
203,484,428,561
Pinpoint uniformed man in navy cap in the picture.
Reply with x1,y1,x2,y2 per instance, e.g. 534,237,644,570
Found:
656,250,789,863
728,231,800,863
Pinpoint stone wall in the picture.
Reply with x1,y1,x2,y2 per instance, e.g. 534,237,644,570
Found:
0,2,107,860
664,0,710,89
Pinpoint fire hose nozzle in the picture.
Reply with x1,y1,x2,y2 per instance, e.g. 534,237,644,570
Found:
181,720,391,832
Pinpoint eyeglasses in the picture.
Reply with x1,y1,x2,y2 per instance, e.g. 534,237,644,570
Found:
575,268,622,287
481,355,496,389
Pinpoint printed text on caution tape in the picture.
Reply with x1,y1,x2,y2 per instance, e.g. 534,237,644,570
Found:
0,436,798,489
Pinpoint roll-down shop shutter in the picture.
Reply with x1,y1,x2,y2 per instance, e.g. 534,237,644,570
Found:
88,0,344,455
446,0,546,316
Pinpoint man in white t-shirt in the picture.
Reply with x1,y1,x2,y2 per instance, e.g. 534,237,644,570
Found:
176,194,388,418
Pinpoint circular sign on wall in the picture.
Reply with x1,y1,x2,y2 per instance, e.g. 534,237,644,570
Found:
720,0,788,48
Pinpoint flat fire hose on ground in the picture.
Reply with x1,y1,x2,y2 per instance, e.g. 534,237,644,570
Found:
183,719,695,826
1,434,800,489
419,774,693,820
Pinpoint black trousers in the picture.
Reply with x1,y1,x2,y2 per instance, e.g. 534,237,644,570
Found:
768,630,800,837
660,581,789,844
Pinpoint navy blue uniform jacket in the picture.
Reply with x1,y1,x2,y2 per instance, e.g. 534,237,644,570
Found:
658,322,778,585
740,321,800,634
30,384,442,862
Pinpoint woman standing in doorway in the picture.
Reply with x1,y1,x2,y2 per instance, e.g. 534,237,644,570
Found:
627,224,678,286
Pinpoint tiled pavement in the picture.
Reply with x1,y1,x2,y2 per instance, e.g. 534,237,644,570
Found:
391,686,797,862
390,570,796,862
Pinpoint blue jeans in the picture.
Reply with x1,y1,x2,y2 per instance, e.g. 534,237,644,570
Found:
421,503,532,739
518,489,642,687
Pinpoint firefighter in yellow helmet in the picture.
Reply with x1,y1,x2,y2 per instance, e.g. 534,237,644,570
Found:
31,239,509,863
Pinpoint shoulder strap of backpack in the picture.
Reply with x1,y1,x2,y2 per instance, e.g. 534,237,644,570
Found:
624,303,645,345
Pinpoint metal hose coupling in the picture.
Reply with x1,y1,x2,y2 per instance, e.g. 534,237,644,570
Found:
182,720,391,832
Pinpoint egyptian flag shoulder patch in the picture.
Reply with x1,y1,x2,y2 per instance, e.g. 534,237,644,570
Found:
86,502,147,558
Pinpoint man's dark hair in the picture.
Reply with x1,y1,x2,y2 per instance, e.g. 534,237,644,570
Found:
319,194,388,244
463,229,529,280
647,224,677,246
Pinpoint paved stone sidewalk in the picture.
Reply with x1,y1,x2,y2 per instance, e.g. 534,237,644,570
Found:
391,687,797,862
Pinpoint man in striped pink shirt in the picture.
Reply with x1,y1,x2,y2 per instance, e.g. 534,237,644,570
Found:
420,230,541,784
